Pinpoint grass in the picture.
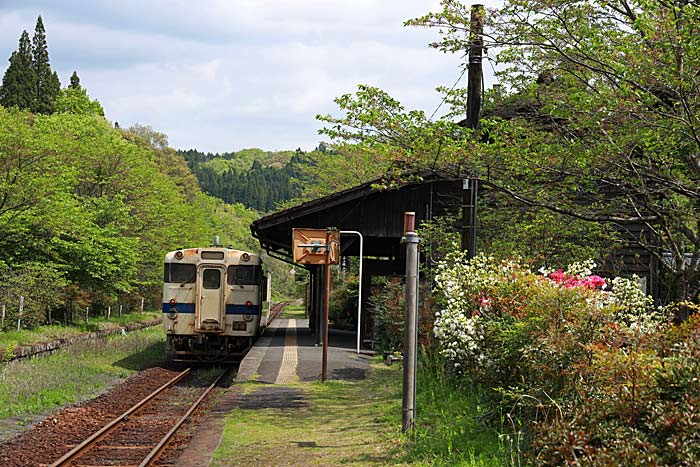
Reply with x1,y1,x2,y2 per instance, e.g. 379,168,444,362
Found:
279,304,306,319
213,362,403,467
0,326,165,438
0,311,161,351
212,357,508,467
408,353,506,467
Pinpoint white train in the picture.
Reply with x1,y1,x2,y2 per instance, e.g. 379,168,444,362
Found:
162,242,271,361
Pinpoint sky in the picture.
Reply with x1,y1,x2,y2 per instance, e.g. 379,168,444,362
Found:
0,1,498,153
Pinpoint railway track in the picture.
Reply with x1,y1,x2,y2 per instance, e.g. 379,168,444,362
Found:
268,301,289,323
48,368,227,467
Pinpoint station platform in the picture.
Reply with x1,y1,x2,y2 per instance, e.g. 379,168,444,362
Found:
174,313,376,466
236,317,372,384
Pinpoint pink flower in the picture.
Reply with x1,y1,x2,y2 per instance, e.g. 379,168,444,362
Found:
549,269,567,283
582,275,606,289
478,292,491,308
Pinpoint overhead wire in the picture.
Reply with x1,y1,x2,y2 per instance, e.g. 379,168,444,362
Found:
428,57,468,122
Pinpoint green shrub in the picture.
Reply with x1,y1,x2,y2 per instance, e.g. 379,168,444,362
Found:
370,277,405,354
0,263,67,329
328,274,358,330
431,252,697,465
369,277,435,355
533,316,700,466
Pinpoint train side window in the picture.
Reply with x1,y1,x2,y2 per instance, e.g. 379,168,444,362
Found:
165,263,196,283
227,265,261,285
202,269,221,289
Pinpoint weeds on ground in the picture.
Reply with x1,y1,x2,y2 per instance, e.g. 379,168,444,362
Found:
403,349,508,467
213,361,404,467
0,311,160,350
0,326,164,424
214,356,507,467
279,305,306,319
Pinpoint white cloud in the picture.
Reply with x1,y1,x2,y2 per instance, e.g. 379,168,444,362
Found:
0,1,502,152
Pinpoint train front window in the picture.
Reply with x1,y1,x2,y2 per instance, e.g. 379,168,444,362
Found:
227,265,261,285
164,263,196,283
202,269,221,289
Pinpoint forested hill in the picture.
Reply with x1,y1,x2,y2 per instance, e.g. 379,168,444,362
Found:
178,148,305,212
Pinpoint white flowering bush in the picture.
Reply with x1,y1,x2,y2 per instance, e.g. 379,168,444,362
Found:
432,253,666,399
604,275,667,332
433,253,530,368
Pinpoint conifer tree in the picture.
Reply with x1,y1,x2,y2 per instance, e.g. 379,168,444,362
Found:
32,16,60,114
0,31,36,109
69,71,80,89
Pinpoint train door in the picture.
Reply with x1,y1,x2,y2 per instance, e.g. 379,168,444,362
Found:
196,266,225,332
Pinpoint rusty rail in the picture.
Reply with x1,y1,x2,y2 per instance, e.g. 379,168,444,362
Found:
268,301,288,323
49,368,191,467
139,369,228,466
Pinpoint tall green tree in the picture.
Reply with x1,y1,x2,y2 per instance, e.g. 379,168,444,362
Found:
69,71,80,89
55,85,105,116
424,0,700,300
0,31,36,110
313,1,700,300
31,16,60,114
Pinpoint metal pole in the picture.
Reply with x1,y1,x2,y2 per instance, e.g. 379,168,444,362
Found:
18,296,24,331
314,268,322,346
462,178,479,259
340,230,364,354
402,212,420,432
322,229,331,383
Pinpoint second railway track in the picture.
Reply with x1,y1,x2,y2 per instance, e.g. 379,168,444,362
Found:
48,368,227,467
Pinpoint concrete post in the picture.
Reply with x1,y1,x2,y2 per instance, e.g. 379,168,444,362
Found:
402,212,420,432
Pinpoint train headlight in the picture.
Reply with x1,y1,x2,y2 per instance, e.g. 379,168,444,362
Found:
241,253,250,262
243,314,254,322
168,311,177,320
174,251,184,260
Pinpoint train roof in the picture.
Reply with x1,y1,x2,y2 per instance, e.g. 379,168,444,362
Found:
164,247,261,264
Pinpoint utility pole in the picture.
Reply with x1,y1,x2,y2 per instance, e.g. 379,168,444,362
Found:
462,4,484,259
402,212,420,432
291,227,340,383
466,4,484,131
322,228,332,383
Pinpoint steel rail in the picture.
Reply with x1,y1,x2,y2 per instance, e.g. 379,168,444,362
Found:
49,368,191,467
139,369,228,466
268,301,288,323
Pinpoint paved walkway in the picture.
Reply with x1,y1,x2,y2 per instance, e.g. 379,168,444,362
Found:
174,315,373,467
237,317,371,383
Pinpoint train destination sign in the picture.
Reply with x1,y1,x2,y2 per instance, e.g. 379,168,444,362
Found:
292,228,340,265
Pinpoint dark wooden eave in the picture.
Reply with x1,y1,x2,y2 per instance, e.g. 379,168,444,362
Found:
250,171,464,261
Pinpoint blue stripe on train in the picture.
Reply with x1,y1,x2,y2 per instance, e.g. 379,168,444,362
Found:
162,303,195,313
161,303,260,315
226,304,261,315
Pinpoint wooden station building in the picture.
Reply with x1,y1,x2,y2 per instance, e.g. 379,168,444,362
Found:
251,171,660,347
250,172,464,345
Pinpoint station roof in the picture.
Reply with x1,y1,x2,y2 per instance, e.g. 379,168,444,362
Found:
250,171,464,260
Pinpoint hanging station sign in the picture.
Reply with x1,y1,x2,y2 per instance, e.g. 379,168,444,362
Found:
292,228,340,265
